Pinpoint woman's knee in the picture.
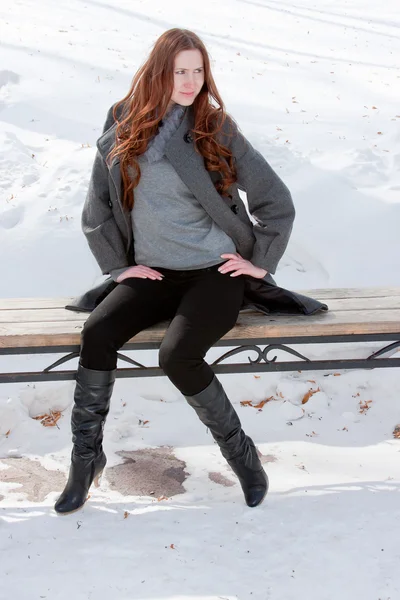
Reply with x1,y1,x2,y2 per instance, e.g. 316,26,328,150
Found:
80,317,114,357
159,342,196,376
158,343,176,373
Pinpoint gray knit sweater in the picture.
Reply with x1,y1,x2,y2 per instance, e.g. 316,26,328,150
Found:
110,103,236,281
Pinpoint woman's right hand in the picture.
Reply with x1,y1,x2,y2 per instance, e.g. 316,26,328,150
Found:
116,265,164,283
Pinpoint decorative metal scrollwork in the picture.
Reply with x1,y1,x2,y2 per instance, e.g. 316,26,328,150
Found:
43,351,80,373
367,341,400,360
43,351,146,373
115,352,147,369
212,344,311,366
41,340,399,376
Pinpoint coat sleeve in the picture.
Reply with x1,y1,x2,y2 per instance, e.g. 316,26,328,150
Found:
81,105,130,276
225,118,295,275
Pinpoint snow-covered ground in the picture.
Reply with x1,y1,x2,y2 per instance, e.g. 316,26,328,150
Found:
1,1,399,598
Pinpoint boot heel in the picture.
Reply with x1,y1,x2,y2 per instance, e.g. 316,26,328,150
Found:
93,469,104,488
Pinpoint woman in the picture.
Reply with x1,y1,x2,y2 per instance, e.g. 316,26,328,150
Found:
55,28,326,515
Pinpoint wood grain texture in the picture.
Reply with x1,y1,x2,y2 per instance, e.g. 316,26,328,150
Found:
2,295,400,325
1,308,400,349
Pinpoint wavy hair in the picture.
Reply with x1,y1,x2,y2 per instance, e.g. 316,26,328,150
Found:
107,28,237,211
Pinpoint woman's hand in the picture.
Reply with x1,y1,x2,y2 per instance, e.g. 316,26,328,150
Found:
116,265,164,282
218,253,268,279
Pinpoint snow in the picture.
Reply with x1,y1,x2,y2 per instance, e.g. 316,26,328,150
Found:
1,0,399,598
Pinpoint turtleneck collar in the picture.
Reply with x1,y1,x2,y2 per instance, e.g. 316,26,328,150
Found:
143,103,187,164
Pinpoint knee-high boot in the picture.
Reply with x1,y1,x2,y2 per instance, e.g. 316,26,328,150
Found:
54,364,116,515
184,375,268,507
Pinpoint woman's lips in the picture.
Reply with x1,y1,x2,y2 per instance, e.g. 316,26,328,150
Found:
181,91,194,96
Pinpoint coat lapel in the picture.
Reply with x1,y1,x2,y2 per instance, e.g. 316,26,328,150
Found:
164,107,254,258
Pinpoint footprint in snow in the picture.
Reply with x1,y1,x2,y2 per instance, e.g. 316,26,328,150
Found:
0,206,24,229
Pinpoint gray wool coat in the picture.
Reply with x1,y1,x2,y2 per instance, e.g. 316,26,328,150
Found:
70,104,327,316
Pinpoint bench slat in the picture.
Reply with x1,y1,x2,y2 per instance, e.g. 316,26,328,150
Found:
0,298,74,310
300,287,400,300
1,309,400,349
1,295,400,324
1,287,400,311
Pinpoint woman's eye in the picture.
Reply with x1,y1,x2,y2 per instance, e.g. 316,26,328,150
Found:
175,70,203,74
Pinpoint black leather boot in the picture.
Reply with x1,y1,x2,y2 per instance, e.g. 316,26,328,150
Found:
54,364,116,515
184,376,268,507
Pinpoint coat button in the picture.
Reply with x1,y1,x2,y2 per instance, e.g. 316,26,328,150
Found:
230,204,239,214
108,200,113,208
183,131,193,143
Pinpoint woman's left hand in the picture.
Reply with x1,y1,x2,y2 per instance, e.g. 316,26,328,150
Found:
218,253,268,279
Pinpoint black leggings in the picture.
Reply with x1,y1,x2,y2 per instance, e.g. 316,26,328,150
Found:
80,262,245,396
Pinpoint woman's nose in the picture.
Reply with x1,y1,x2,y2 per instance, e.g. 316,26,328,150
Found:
184,74,195,87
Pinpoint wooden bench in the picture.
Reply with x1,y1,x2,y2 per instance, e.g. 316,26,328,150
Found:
1,287,400,384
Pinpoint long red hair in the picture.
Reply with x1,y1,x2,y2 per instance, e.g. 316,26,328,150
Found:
108,28,237,211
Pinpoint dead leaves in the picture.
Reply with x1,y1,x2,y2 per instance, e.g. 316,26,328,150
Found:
305,431,318,438
302,388,321,404
359,400,373,415
254,398,274,409
32,410,62,427
240,400,253,407
149,492,169,501
240,396,274,411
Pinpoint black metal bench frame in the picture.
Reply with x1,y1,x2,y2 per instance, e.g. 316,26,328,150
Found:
2,331,400,384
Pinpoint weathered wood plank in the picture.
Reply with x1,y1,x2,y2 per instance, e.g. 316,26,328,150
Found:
1,287,400,310
0,309,87,324
1,309,400,349
300,287,400,300
2,295,400,324
0,298,76,310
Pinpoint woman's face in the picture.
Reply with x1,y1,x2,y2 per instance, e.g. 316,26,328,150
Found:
169,49,205,107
